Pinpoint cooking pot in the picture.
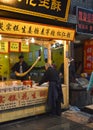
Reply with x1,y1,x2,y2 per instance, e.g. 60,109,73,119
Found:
23,80,32,87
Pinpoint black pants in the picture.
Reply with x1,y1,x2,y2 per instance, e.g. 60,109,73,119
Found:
51,100,61,116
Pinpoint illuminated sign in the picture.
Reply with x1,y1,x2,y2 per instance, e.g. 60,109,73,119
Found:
0,88,48,110
0,18,75,41
10,42,19,52
76,6,93,35
21,42,30,52
0,0,71,22
84,40,93,73
0,41,8,53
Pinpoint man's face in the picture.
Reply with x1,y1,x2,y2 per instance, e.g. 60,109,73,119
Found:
20,58,24,62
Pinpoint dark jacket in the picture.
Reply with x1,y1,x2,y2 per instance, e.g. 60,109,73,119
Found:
39,67,63,108
12,61,29,81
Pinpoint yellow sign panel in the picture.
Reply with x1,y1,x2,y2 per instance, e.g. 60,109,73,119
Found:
10,42,19,52
0,19,75,41
21,42,29,52
0,41,8,53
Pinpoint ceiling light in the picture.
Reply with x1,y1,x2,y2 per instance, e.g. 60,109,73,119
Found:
31,37,35,43
52,44,56,48
18,0,22,2
5,55,8,58
55,40,63,44
1,0,15,4
0,35,2,40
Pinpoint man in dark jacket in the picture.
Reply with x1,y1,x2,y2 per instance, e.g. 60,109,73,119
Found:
12,55,29,81
37,63,63,116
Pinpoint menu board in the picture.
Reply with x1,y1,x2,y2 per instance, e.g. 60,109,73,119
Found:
0,41,8,53
21,42,30,52
10,42,19,52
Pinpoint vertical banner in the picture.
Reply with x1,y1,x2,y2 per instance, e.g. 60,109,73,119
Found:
84,40,93,73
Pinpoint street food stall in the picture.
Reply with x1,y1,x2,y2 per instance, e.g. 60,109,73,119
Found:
0,0,75,123
0,18,75,122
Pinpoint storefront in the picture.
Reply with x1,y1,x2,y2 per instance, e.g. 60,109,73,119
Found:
69,6,93,108
0,0,75,122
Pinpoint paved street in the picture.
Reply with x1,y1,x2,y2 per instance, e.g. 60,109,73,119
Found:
0,110,93,130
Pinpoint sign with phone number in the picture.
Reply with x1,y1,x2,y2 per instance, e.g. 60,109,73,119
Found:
0,19,75,41
0,88,48,111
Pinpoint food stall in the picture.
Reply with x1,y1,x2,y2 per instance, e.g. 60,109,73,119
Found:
0,0,75,122
0,18,75,122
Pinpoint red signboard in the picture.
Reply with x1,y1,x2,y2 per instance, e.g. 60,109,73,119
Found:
76,7,93,35
84,40,93,73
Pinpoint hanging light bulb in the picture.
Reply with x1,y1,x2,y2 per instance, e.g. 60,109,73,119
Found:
31,37,35,43
5,55,8,58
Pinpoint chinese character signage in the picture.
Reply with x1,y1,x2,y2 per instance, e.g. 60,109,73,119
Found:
0,92,19,110
0,88,48,110
10,42,19,52
76,6,93,35
0,0,70,22
0,41,30,53
0,41,8,53
0,18,75,41
21,42,30,52
84,40,93,73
